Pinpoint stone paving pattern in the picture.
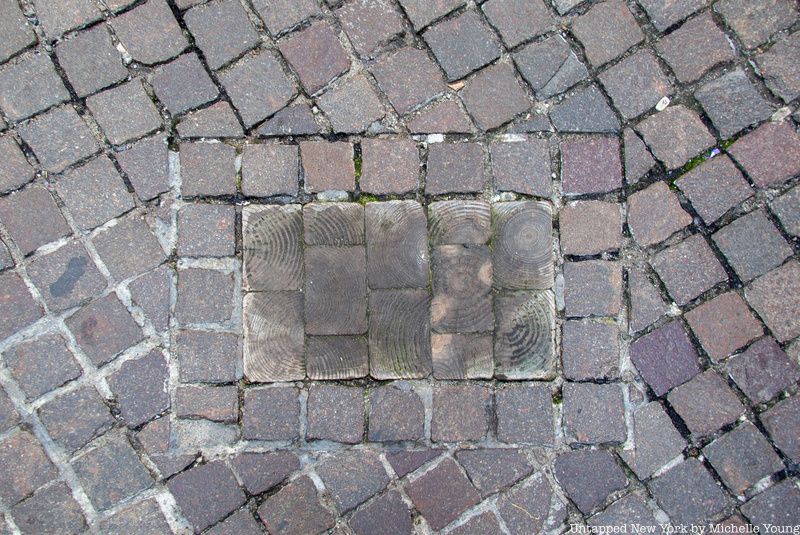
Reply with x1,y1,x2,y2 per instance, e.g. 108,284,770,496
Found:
0,0,798,533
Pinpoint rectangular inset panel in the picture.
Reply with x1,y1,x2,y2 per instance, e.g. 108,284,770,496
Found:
365,201,429,289
243,205,303,291
428,200,491,245
494,290,556,380
431,244,493,333
306,336,368,380
303,203,364,245
492,201,553,290
432,333,493,379
243,292,305,381
304,246,367,335
369,289,432,379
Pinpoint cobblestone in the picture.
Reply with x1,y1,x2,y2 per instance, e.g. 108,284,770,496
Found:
279,21,350,95
655,12,735,83
151,53,219,115
18,106,99,173
38,385,113,453
0,52,69,122
55,25,127,98
72,435,153,511
423,10,501,81
405,458,480,530
652,234,728,305
0,1,796,530
727,337,800,404
571,0,644,68
649,458,731,525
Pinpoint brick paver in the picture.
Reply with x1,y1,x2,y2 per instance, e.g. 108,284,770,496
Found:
0,2,797,531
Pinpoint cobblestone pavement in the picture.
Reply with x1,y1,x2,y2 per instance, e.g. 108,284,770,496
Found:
0,0,799,533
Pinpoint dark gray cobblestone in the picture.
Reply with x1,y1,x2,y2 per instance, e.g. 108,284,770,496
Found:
0,0,797,532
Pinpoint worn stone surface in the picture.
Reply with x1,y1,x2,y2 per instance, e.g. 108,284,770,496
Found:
649,458,731,525
93,213,165,281
655,12,735,83
496,383,553,445
560,200,621,255
184,0,258,70
405,458,480,531
563,382,626,445
456,448,533,496
368,385,425,442
620,401,686,479
258,476,334,535
0,136,34,193
107,349,169,427
432,384,491,442
756,31,800,103
636,105,715,170
317,450,389,513
562,320,620,380
695,69,774,138
563,260,622,317
372,47,446,115
349,490,413,535
73,435,153,511
715,0,797,49
745,260,800,342
424,10,501,81
460,62,530,130
669,370,746,437
742,479,800,530
66,293,144,366
426,142,485,194
301,141,355,193
243,387,300,440
220,51,296,128
318,74,385,134
676,155,753,224
728,121,800,188
307,385,364,443
630,320,701,397
167,461,246,532
514,35,588,99
652,234,728,306
55,25,127,97
39,384,114,453
26,240,106,312
0,185,69,256
550,85,620,133
762,396,800,462
17,106,99,173
728,337,800,404
561,136,622,194
686,291,763,362
279,21,350,95
491,140,551,197
705,421,783,495
151,53,219,115
554,449,627,514
714,210,792,283
0,52,69,122
600,51,671,120
11,482,87,535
